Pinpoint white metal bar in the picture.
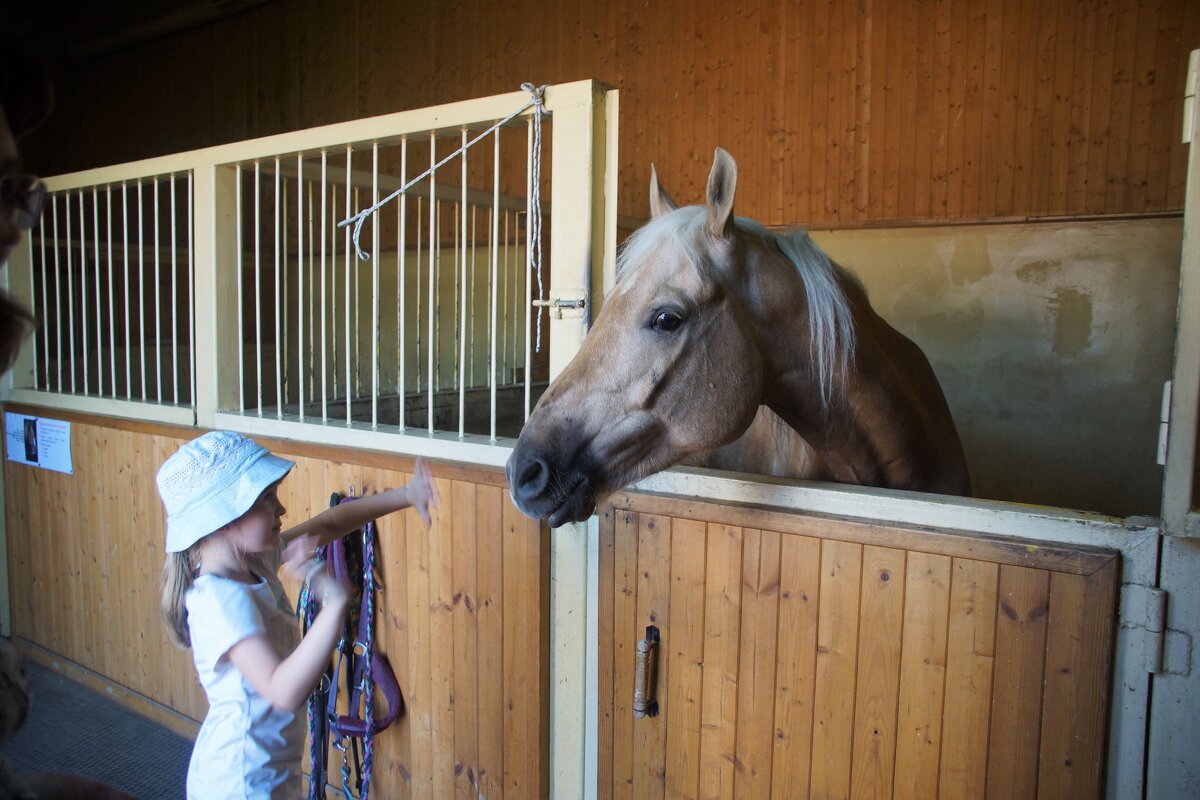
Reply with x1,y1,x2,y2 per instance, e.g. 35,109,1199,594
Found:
344,147,352,425
459,130,468,437
170,173,179,404
281,176,289,411
78,191,89,394
330,180,338,405
255,162,263,416
188,171,195,408
320,153,328,423
470,203,477,389
398,137,407,431
371,142,379,428
106,186,115,398
490,128,500,440
236,167,244,412
53,194,62,391
353,184,361,400
91,187,101,395
66,190,76,394
524,120,533,421
503,209,510,389
274,158,283,418
297,154,305,421
274,158,284,419
428,133,436,433
415,195,423,397
37,209,49,389
153,177,162,402
138,182,147,400
25,233,37,390
307,178,314,406
122,183,131,399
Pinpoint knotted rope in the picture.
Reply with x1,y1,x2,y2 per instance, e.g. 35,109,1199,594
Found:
336,83,550,350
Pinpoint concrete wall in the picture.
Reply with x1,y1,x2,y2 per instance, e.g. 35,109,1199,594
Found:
812,218,1181,518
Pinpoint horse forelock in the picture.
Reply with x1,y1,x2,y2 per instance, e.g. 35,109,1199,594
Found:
616,209,855,408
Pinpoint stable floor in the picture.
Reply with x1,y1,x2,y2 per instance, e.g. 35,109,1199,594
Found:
0,663,191,799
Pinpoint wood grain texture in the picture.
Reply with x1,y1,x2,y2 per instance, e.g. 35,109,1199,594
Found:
3,419,549,799
23,0,1199,226
598,494,1119,800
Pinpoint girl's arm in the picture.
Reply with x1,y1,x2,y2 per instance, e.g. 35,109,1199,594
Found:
225,571,348,711
280,458,439,565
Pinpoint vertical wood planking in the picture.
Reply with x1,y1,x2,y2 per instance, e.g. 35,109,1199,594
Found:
664,518,707,799
848,545,906,799
475,484,505,800
938,558,999,798
808,539,863,799
611,509,641,799
1037,561,1118,799
597,508,616,800
733,529,781,800
365,463,414,799
632,514,672,799
769,534,821,800
697,523,744,800
891,552,951,799
428,476,456,800
985,564,1051,800
407,465,435,800
451,481,480,799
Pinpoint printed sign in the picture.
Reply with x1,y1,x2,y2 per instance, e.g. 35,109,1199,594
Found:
5,412,72,474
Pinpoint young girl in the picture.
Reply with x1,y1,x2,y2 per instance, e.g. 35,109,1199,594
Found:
157,430,438,799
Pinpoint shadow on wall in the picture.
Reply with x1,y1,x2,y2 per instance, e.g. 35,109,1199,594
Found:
815,217,1180,518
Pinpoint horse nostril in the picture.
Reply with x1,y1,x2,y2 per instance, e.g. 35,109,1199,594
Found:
516,453,551,496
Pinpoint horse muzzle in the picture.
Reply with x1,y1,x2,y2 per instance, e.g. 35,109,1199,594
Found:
506,445,598,527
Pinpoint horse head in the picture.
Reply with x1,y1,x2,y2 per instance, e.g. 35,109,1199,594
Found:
507,148,772,525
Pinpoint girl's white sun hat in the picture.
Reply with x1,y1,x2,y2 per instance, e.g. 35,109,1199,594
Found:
157,431,295,553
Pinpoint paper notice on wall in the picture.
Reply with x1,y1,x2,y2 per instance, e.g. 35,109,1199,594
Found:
5,413,73,474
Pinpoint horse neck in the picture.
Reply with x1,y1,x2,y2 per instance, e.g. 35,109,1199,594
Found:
744,251,962,491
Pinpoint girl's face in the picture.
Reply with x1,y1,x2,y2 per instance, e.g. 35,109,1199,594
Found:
225,482,286,554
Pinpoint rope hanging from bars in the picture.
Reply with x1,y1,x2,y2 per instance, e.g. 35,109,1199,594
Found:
337,83,550,349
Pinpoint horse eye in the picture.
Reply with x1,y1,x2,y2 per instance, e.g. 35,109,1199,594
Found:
651,310,683,332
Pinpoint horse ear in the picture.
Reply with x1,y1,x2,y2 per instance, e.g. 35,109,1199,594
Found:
705,147,737,240
649,164,678,218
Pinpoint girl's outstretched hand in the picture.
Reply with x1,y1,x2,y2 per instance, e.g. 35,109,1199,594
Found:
408,458,440,528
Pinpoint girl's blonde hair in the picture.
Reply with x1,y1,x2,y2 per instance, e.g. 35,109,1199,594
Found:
160,528,256,647
160,546,202,648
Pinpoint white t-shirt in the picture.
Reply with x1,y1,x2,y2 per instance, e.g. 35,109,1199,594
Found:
185,556,304,799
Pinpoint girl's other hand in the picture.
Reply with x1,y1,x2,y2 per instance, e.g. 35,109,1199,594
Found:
281,533,320,572
305,564,350,610
407,458,441,528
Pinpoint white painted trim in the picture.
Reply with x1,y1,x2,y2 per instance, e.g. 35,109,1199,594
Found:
42,84,582,191
1163,49,1200,536
213,412,514,467
584,515,600,800
632,467,1145,549
7,389,194,426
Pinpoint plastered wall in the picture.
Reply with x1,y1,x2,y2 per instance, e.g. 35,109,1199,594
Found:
813,218,1181,517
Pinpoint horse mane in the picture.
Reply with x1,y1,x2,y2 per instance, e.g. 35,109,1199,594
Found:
617,208,857,406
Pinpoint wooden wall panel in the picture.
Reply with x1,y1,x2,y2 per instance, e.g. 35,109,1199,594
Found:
2,414,549,799
23,0,1199,227
599,491,1120,799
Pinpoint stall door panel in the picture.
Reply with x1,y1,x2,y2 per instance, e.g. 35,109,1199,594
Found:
598,495,1118,800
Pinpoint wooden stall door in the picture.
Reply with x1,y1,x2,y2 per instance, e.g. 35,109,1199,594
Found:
598,493,1118,800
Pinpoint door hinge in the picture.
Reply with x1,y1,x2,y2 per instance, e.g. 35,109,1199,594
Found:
1121,583,1192,676
1157,380,1172,466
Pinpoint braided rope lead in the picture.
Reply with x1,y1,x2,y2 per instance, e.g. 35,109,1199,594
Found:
336,83,550,350
360,519,378,798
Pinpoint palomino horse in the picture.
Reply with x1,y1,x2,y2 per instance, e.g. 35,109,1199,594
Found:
507,148,970,526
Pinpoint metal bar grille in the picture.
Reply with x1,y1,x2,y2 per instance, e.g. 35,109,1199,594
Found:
25,172,196,407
